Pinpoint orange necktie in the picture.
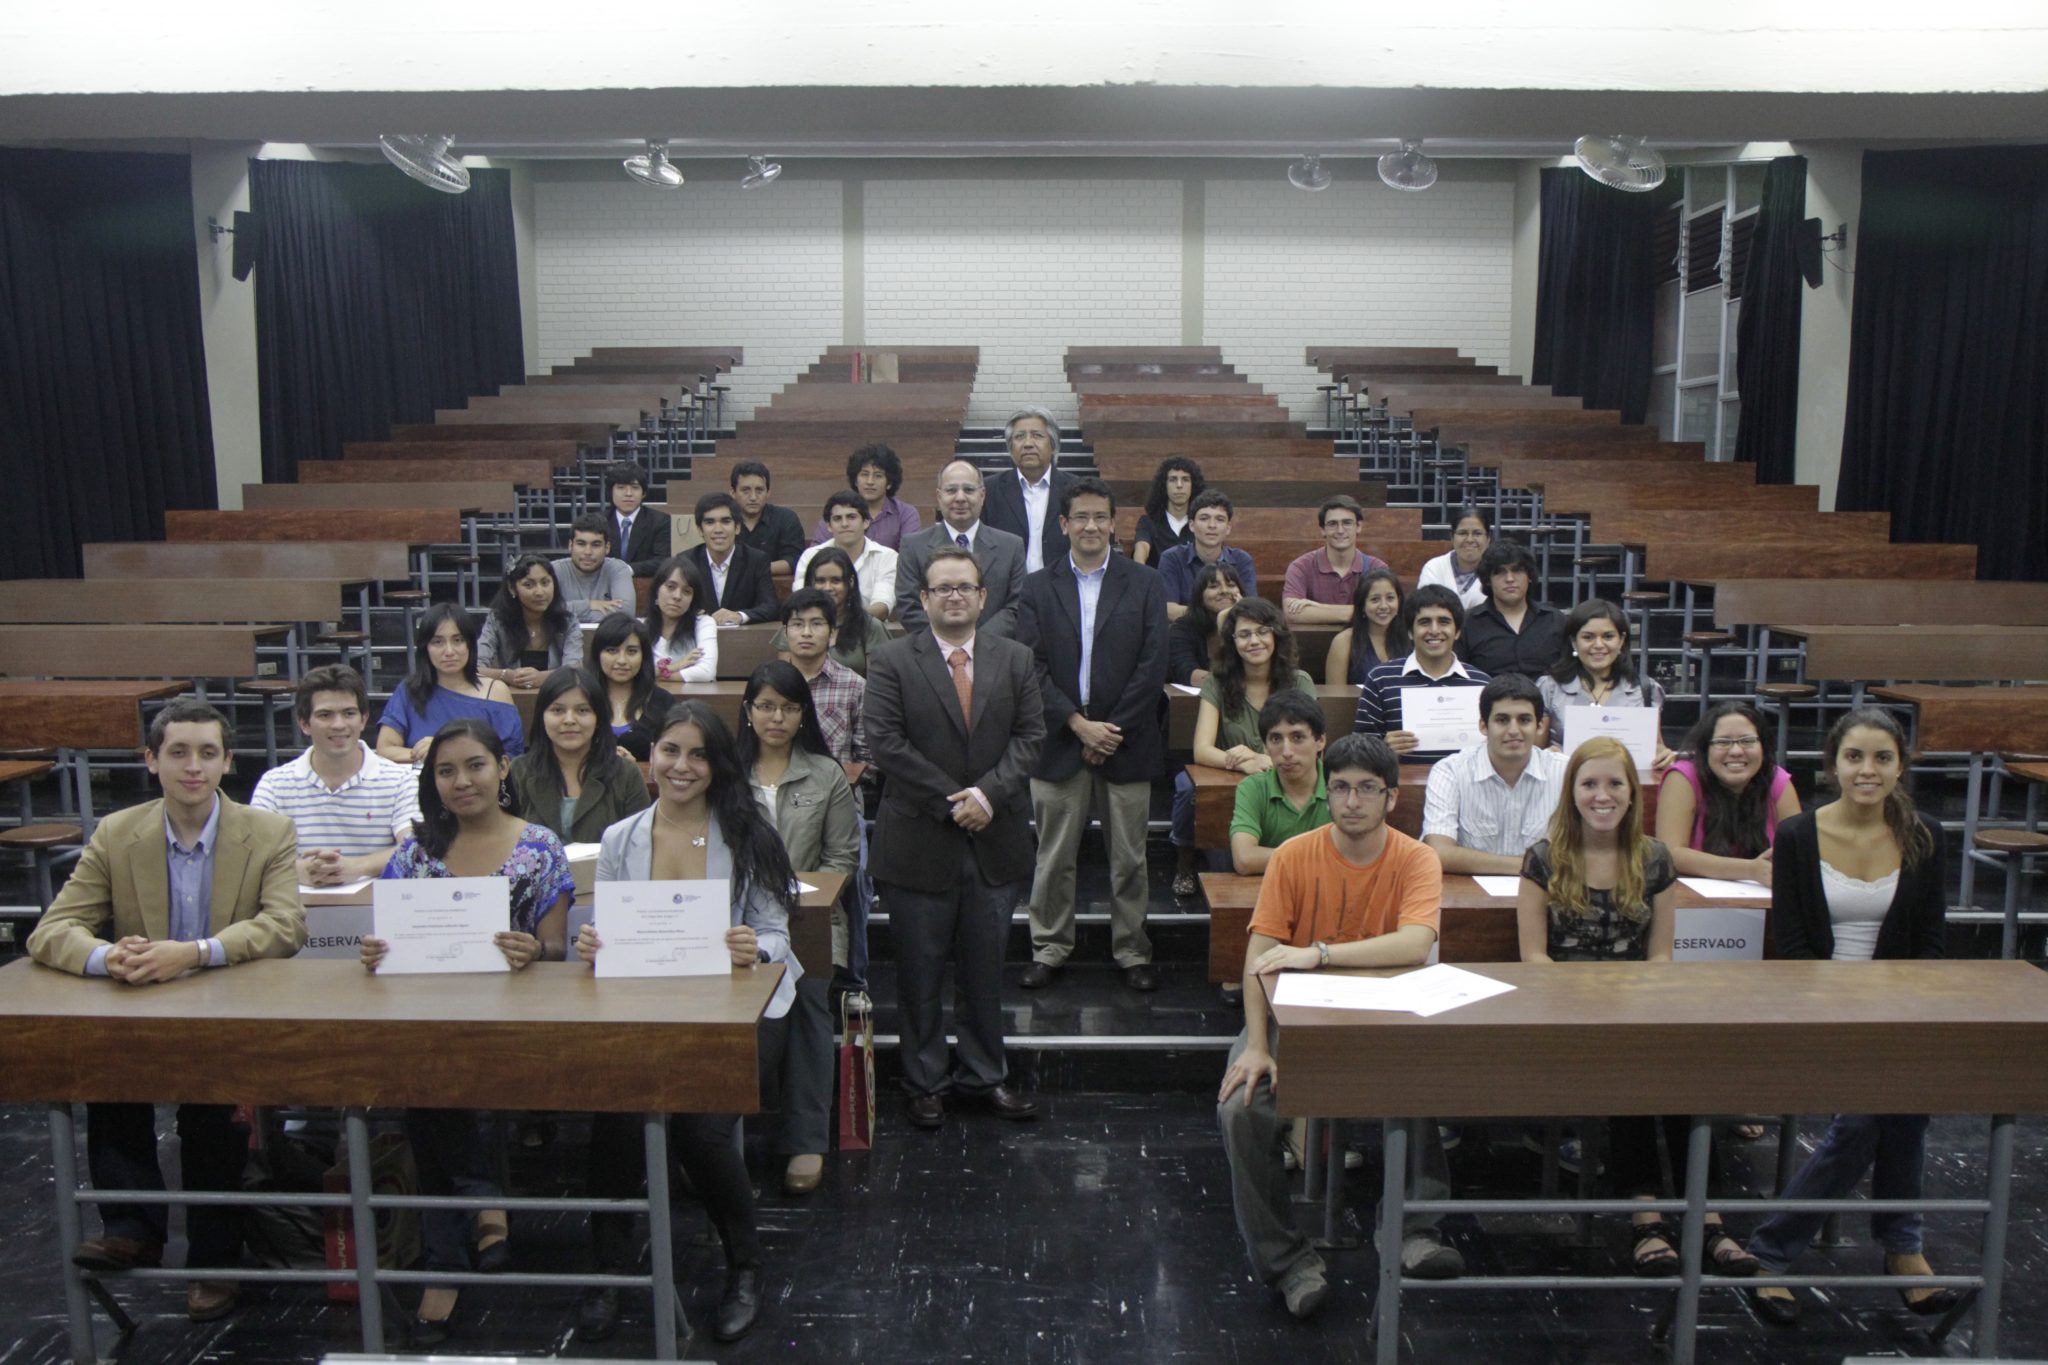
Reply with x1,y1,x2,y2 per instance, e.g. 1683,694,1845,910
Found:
948,648,973,728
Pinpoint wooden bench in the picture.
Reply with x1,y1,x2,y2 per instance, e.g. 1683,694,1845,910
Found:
83,541,411,583
1644,541,1978,582
241,482,518,515
0,579,346,626
1769,625,2048,684
164,509,463,545
1710,579,2048,628
303,457,558,488
388,422,616,445
0,625,292,681
340,439,582,467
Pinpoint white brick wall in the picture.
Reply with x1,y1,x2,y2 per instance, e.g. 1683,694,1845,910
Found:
862,179,1184,426
533,178,843,422
1203,176,1516,424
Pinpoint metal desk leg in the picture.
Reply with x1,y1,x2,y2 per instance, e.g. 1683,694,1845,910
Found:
1669,1117,1712,1365
646,1113,683,1360
49,1103,98,1364
1962,754,1984,909
1375,1118,1407,1365
1302,1118,1324,1202
1976,1113,2016,1359
68,751,97,839
344,1108,385,1353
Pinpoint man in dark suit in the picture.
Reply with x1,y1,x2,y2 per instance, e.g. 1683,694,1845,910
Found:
1014,476,1169,992
896,458,1027,638
867,546,1046,1130
686,492,777,624
980,404,1077,576
603,462,674,577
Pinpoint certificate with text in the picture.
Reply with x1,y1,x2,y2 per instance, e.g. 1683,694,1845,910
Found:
1398,685,1485,752
1566,707,1660,776
595,880,732,979
371,877,510,975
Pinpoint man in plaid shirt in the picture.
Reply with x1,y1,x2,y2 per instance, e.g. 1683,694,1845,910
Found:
781,588,870,768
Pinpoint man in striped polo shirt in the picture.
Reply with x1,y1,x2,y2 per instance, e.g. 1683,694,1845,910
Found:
250,665,420,885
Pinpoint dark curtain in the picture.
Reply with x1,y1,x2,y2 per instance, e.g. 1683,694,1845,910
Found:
1531,167,1656,424
1732,156,1806,484
249,160,524,483
0,148,217,577
1837,146,2048,581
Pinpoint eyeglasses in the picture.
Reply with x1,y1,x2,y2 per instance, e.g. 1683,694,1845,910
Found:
748,702,802,719
1064,512,1114,527
1232,627,1275,644
922,584,984,599
1326,780,1389,803
1707,736,1763,751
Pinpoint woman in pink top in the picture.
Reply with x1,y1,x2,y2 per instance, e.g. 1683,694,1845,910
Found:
1655,702,1801,885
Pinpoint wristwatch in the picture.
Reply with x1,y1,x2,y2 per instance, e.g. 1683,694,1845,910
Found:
1313,940,1331,968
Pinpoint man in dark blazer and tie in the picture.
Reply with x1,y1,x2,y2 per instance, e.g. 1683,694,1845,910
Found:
867,546,1046,1130
604,462,674,577
981,404,1077,576
896,458,1027,638
1014,476,1169,992
686,491,778,625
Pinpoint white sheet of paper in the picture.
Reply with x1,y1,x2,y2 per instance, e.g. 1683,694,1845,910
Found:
1270,972,1417,1011
1471,875,1524,899
563,843,603,862
1672,905,1768,961
796,881,819,895
372,877,510,975
1676,876,1771,900
1386,963,1518,1017
595,880,732,978
1399,685,1485,751
1169,683,1202,695
297,876,375,897
1565,706,1659,776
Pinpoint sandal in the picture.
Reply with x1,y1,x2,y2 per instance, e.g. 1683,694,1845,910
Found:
474,1212,510,1273
1704,1226,1758,1277
1171,871,1198,899
1630,1220,1679,1277
1885,1252,1960,1315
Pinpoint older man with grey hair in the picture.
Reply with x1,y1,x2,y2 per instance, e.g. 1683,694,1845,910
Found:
982,404,1077,575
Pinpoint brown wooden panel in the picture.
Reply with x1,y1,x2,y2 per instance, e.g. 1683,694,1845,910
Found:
83,542,411,581
1115,507,1420,544
1873,685,2048,755
165,509,460,546
0,680,185,750
342,439,580,467
1093,455,1364,484
1417,407,1623,430
0,625,284,680
1644,542,1977,582
1714,581,2048,628
1168,686,1360,750
388,422,615,445
1465,439,1707,464
0,958,775,1113
242,482,516,514
436,405,640,427
1491,457,1746,486
1546,483,1817,515
1086,418,1305,439
1189,762,1428,851
1271,960,2048,1119
1200,873,1522,983
1591,509,1890,547
1385,393,1587,414
305,458,557,487
1777,625,2048,683
1102,479,1389,510
0,579,344,625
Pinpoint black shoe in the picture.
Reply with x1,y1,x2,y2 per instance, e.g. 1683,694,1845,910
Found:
411,1303,457,1349
1748,1287,1801,1326
976,1083,1039,1121
907,1093,944,1130
1123,963,1159,992
713,1266,761,1341
1019,961,1058,989
475,1236,511,1275
576,1287,620,1342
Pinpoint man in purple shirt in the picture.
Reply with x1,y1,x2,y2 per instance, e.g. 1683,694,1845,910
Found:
1283,495,1389,625
810,443,922,551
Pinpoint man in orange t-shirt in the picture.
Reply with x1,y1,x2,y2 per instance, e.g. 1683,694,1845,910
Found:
1216,733,1462,1317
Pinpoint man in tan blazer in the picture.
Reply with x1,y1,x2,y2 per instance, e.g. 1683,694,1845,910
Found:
28,699,304,1322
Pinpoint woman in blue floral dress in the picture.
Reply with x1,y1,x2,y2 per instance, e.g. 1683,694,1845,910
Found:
360,718,574,1345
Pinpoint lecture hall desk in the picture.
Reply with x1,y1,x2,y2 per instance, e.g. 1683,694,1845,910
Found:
0,579,347,627
1771,624,2048,685
0,624,291,683
240,480,518,516
0,680,184,833
0,956,780,1360
1269,958,2048,1364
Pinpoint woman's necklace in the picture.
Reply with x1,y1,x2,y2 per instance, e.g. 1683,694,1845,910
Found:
655,805,709,848
1586,675,1614,705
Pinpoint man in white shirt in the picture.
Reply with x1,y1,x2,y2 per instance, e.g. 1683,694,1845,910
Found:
793,490,897,620
895,459,1027,637
250,665,421,885
1420,673,1564,874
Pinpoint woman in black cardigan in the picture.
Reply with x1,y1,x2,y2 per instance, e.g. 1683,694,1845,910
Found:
1745,707,1954,1326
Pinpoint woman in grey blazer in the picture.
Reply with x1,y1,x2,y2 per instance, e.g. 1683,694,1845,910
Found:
570,703,827,1345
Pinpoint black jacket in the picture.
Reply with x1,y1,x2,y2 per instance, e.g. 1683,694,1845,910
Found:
687,542,778,624
1768,808,1947,961
1014,554,1169,785
607,507,674,578
982,468,1078,571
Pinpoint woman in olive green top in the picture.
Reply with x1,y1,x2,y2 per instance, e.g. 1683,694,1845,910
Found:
770,546,892,678
506,668,651,844
1172,596,1317,895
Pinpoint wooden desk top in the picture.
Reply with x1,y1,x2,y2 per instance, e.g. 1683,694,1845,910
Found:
0,625,290,681
1645,541,1978,582
1872,685,2048,754
0,680,185,750
1590,509,1891,547
1269,959,2048,1119
307,457,558,487
1711,580,2048,628
1167,685,1358,749
165,509,462,546
83,541,411,582
241,481,517,515
1771,624,2048,683
0,958,778,1113
389,422,615,445
0,579,346,625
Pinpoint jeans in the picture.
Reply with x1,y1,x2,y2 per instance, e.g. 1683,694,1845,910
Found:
833,810,872,991
403,1109,505,1276
1170,769,1196,849
1746,1112,1930,1270
85,1102,246,1267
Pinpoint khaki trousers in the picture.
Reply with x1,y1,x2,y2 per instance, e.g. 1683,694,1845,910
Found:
1026,766,1152,967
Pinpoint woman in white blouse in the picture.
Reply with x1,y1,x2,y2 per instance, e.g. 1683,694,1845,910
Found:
642,553,719,683
1416,506,1492,612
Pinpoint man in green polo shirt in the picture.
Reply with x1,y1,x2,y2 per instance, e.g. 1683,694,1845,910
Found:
1229,691,1330,875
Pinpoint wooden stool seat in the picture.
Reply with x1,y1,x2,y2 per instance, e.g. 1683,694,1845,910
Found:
238,678,297,696
0,822,83,850
383,589,431,603
318,630,370,645
1574,555,1616,569
1683,631,1734,647
0,759,55,784
1757,682,1818,701
1975,829,2048,854
1621,590,1668,605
